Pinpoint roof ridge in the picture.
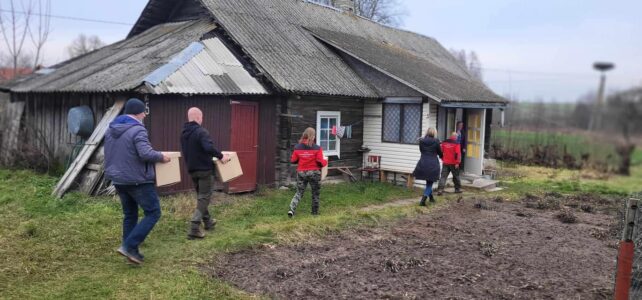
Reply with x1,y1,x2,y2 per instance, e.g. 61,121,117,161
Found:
299,0,440,44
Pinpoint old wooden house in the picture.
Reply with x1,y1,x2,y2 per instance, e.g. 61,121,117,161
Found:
0,0,507,196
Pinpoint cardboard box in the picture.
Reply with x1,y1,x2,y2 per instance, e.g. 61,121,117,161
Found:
321,156,328,181
214,151,244,183
155,152,182,187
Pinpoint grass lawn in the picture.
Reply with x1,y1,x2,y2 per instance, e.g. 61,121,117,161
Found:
0,170,421,299
1,156,640,299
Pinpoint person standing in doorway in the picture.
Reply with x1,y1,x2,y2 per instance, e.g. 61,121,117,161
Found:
456,121,467,170
105,98,171,265
181,107,230,240
413,128,443,206
288,127,328,217
437,132,463,195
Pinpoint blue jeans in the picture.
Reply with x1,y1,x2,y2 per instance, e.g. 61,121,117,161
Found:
115,184,161,252
424,181,434,197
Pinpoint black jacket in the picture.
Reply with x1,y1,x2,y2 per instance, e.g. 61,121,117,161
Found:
181,122,224,173
413,137,443,182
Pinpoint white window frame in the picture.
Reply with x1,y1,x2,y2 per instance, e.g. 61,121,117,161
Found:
316,111,341,157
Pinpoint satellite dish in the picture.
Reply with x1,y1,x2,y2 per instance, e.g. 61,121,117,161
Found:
67,105,95,139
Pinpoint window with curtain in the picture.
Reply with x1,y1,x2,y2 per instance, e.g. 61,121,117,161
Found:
316,111,341,156
383,103,422,144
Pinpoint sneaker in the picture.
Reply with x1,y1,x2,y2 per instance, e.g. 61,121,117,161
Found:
288,210,294,218
204,218,217,231
117,246,143,265
454,189,463,194
132,248,144,261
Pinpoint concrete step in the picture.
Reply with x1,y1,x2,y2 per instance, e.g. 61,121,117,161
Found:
462,178,499,190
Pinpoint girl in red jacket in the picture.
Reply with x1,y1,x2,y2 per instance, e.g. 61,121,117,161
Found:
288,127,328,217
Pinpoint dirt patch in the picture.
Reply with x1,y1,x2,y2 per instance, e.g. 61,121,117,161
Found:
209,196,619,299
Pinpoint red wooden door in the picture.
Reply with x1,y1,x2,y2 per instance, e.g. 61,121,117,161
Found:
229,101,258,193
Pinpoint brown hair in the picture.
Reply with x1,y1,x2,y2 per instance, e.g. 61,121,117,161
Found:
425,128,437,138
299,127,316,147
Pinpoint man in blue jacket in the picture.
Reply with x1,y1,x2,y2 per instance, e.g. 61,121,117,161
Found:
181,107,229,239
105,98,170,265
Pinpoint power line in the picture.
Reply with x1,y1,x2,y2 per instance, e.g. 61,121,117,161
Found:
0,9,133,26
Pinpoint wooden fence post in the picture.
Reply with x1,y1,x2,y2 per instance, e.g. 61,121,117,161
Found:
615,198,639,300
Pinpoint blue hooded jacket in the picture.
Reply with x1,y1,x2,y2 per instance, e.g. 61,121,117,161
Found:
104,115,164,185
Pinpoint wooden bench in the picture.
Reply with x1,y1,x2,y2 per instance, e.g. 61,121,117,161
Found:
379,169,415,189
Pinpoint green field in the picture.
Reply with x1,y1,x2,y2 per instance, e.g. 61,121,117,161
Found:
491,129,627,170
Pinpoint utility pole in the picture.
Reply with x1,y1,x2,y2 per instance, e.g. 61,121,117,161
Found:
588,62,614,131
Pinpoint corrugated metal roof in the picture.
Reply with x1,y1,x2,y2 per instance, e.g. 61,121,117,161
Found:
308,28,506,103
9,20,216,93
199,0,505,102
147,37,267,95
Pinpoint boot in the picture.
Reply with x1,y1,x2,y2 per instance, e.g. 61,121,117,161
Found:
419,196,427,206
187,222,205,240
203,218,217,231
429,194,436,203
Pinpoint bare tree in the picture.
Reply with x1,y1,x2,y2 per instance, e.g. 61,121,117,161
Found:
66,34,105,58
0,0,51,72
28,0,51,68
607,91,640,175
0,0,33,71
449,48,483,82
354,0,406,26
310,0,407,26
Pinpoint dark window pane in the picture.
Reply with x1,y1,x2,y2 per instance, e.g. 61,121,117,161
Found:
402,104,421,144
321,118,328,129
383,104,401,142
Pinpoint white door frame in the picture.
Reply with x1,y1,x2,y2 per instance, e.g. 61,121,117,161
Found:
464,109,486,176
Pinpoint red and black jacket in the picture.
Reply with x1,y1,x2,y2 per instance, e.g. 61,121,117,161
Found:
291,140,328,172
441,138,462,166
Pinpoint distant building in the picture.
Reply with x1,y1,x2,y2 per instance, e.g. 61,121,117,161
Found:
0,68,32,82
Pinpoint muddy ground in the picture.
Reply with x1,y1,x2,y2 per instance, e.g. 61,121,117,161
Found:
210,193,620,299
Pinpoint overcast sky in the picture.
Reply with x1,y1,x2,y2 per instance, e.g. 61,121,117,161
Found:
2,0,640,102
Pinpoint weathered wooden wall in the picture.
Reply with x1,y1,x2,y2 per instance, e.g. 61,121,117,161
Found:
17,93,114,166
279,95,364,184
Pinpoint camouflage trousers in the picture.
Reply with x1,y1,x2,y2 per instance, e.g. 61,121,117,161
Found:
289,170,322,214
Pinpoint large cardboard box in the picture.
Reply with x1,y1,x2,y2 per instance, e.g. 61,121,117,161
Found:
321,156,328,181
214,151,243,183
155,152,182,187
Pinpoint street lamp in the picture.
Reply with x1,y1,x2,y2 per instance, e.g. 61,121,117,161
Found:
589,62,615,131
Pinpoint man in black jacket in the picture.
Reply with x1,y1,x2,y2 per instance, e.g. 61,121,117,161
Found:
181,107,230,239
